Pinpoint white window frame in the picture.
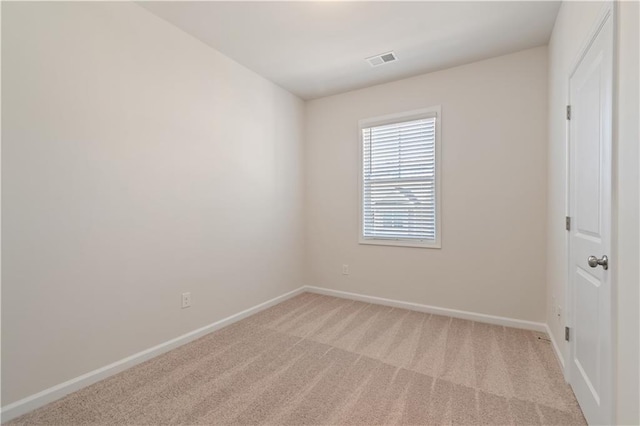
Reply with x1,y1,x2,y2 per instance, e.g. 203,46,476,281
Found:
358,106,442,249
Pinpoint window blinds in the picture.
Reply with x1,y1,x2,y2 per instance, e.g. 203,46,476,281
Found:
362,116,437,242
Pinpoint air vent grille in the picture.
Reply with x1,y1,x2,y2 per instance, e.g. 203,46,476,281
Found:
366,51,397,67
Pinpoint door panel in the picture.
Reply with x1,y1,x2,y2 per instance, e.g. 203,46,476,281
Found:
574,267,600,397
568,7,613,425
574,61,603,237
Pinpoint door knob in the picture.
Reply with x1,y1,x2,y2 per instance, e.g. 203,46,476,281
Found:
587,255,608,270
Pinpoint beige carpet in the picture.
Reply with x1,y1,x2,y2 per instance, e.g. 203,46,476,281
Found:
8,292,586,425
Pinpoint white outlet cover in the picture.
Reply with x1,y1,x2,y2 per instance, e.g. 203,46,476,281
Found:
181,292,191,309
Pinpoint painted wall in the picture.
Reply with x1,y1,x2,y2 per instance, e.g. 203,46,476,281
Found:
305,47,548,322
1,2,305,405
613,1,639,423
546,1,639,423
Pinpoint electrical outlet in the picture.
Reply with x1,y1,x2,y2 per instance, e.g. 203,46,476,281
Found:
342,264,349,275
181,292,191,309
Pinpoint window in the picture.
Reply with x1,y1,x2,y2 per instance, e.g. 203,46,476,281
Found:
359,107,441,248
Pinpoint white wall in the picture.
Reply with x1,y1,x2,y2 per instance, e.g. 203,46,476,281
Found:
615,2,639,422
1,2,305,406
547,1,639,423
305,47,548,322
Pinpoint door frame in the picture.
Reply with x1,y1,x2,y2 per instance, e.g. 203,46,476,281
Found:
564,2,616,424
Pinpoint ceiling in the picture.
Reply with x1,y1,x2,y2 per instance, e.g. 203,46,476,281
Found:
140,1,561,100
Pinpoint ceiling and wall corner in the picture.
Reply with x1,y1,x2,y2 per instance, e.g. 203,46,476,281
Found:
138,1,561,100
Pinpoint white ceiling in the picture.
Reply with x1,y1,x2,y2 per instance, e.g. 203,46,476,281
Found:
140,1,561,100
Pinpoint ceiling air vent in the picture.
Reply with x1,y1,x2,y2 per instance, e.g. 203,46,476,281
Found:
366,51,397,67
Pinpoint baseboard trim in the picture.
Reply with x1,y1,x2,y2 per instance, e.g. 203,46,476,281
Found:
2,285,555,421
0,286,306,423
304,286,547,332
545,323,566,370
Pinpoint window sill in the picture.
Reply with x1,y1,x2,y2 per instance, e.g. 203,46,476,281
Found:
359,238,441,249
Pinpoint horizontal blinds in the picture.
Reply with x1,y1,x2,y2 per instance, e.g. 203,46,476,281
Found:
363,117,436,241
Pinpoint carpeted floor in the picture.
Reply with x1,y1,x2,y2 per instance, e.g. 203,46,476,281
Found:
8,292,586,425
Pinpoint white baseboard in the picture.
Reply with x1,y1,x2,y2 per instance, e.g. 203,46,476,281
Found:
545,323,566,371
0,286,306,423
304,286,548,332
306,285,566,376
2,285,556,422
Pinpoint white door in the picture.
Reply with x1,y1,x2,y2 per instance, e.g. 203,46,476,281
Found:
567,7,613,425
